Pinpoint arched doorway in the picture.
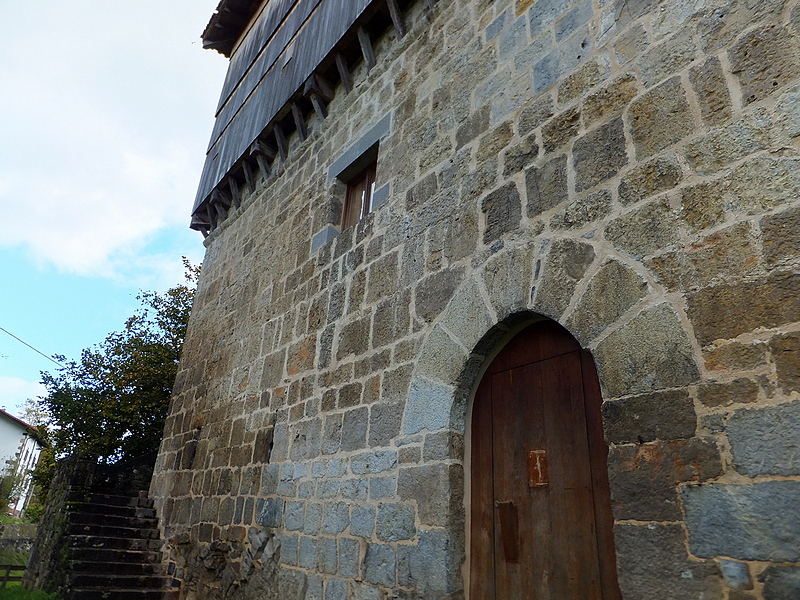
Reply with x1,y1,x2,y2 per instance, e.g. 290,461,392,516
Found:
470,319,620,599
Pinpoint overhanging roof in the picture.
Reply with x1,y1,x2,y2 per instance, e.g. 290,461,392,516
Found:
202,0,265,57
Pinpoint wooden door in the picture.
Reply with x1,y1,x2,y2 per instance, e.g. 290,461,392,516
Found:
470,320,620,600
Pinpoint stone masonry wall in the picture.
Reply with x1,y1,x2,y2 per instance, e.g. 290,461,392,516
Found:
151,0,800,598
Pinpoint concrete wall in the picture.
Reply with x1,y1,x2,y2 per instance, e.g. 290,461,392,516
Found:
151,0,800,598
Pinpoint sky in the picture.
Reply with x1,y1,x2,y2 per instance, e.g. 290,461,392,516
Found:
0,1,229,419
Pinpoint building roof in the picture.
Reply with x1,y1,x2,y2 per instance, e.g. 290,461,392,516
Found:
0,409,45,446
202,0,264,57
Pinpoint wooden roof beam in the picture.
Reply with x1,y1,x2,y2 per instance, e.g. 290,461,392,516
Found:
291,102,307,141
274,124,288,161
357,27,377,71
335,53,353,93
386,0,406,38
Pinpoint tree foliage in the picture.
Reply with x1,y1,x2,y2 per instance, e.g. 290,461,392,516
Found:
39,261,198,464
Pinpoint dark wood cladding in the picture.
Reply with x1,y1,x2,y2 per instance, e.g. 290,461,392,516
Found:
193,0,375,215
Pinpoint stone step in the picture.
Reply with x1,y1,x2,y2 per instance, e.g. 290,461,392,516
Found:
69,512,159,529
68,535,163,551
69,560,165,576
68,547,161,564
74,502,156,519
69,573,171,589
68,491,149,507
67,523,161,539
70,587,178,600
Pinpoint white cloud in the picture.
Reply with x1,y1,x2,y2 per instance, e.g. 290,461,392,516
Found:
0,0,226,282
0,378,47,418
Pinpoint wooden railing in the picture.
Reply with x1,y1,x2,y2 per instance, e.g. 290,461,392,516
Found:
0,564,26,588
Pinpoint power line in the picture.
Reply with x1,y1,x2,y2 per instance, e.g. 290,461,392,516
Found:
0,326,64,368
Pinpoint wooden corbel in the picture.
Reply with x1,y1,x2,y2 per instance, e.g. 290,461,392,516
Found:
291,101,307,141
386,0,406,38
357,27,377,71
335,53,353,93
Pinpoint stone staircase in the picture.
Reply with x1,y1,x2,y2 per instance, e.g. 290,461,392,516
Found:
64,490,178,600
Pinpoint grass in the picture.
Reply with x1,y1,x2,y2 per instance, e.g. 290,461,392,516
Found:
0,590,59,600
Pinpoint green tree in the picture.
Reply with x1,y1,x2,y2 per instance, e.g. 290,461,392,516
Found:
39,261,198,464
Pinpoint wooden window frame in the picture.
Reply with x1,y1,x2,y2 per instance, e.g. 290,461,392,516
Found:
342,160,377,230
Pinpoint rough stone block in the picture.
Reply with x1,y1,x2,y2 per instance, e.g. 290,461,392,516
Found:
615,523,722,600
322,502,350,535
555,0,593,41
719,559,753,591
317,536,338,574
529,0,571,37
350,505,376,538
338,537,360,579
481,182,522,243
646,222,757,291
368,402,403,447
550,189,612,230
760,566,800,600
594,303,700,397
729,24,800,105
583,73,638,124
439,277,495,351
776,85,800,139
404,377,454,435
602,388,696,443
502,134,539,176
689,56,733,126
614,23,648,64
697,378,759,408
687,272,800,345
566,259,648,344
684,110,771,175
573,117,627,191
703,342,767,372
534,30,592,93
414,267,465,323
618,154,681,206
518,94,554,134
455,105,490,150
557,55,609,104
728,401,800,476
763,206,800,265
542,107,580,153
336,316,371,360
771,332,800,393
397,463,463,527
341,407,368,452
534,238,595,319
606,197,681,258
526,155,568,217
608,438,721,521
628,77,694,159
638,28,696,88
498,16,528,61
481,243,536,319
376,503,416,542
682,481,800,562
397,528,461,594
350,450,397,475
363,543,396,587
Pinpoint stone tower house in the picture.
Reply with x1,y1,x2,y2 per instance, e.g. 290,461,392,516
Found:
150,0,800,598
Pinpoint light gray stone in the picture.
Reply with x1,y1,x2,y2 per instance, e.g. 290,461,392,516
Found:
593,303,700,397
728,402,800,477
404,377,454,435
375,503,416,542
683,481,800,562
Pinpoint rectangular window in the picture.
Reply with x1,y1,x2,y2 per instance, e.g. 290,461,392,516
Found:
342,161,376,229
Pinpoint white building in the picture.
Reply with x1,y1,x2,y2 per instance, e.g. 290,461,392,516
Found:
0,409,43,517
